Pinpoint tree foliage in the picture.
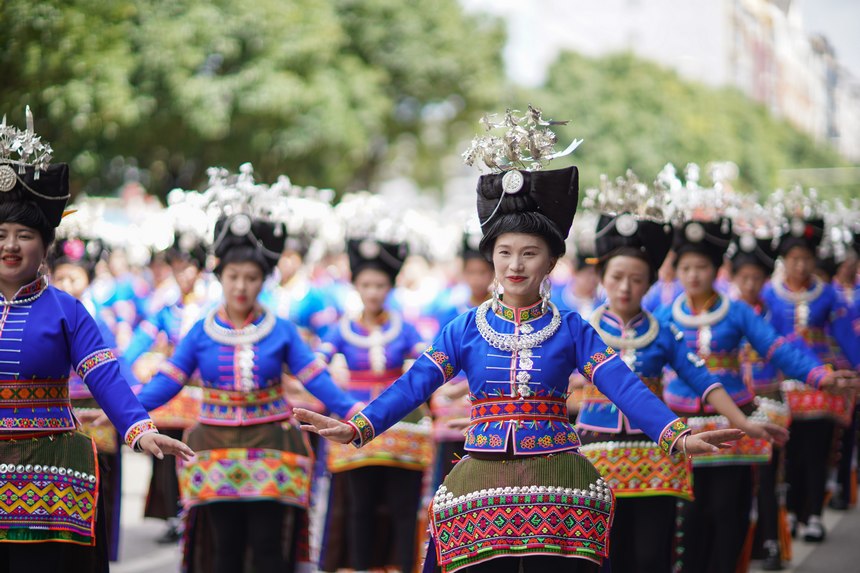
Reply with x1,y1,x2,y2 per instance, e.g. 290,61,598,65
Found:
523,52,850,198
1,0,504,195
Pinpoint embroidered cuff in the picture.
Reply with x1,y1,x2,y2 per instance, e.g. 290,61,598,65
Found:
348,411,375,447
424,345,456,382
659,418,690,455
581,347,617,383
125,419,158,450
806,364,832,389
159,362,188,386
295,358,326,385
76,349,117,381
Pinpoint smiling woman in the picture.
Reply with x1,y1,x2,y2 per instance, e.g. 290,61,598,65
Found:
0,109,193,573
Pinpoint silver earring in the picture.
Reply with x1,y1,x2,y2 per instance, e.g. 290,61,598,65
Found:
491,277,501,313
540,276,551,313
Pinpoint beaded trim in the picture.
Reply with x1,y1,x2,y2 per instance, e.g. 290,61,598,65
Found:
590,306,660,350
672,293,730,328
475,300,561,352
75,349,117,381
124,419,158,449
0,463,97,484
772,274,824,304
203,307,276,346
432,479,612,513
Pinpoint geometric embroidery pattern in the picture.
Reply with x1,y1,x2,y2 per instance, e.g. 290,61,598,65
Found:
123,419,157,448
686,415,772,466
431,488,613,571
75,349,116,381
0,378,69,408
782,381,853,426
580,441,693,500
179,448,312,509
328,420,432,473
425,346,455,382
348,412,375,446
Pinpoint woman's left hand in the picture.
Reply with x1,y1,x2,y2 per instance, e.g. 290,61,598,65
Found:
137,432,195,462
682,429,745,456
293,408,356,444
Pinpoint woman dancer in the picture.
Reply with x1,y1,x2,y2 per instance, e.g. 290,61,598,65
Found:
136,165,359,573
576,171,787,573
317,192,430,573
0,108,191,572
296,109,742,573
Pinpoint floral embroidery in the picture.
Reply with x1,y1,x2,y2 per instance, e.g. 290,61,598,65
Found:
158,362,188,385
124,419,158,448
75,349,116,381
581,347,617,382
520,436,536,449
537,435,553,448
494,300,546,323
0,416,69,429
554,432,567,445
658,419,689,455
295,359,326,384
489,435,503,447
349,412,375,446
476,435,487,446
424,345,455,382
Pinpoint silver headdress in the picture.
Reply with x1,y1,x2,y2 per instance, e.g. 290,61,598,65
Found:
0,106,53,189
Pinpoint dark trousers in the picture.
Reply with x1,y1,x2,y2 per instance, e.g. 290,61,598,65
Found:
345,465,423,572
834,406,859,505
609,496,677,573
785,419,834,522
756,447,782,543
207,501,290,573
678,465,753,573
466,555,599,573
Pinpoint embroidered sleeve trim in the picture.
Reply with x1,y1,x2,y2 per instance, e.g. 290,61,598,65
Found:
806,364,832,389
659,418,690,455
581,347,618,382
766,337,787,361
124,418,158,449
75,349,117,381
158,362,189,386
424,345,455,382
295,358,327,385
348,411,375,447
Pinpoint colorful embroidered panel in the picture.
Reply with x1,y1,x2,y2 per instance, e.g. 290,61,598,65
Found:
328,419,432,473
782,380,854,426
431,485,613,571
658,419,688,455
0,378,69,408
75,349,117,381
199,384,289,426
150,387,202,429
179,448,312,509
579,441,693,500
0,432,98,545
348,411,375,446
687,415,772,466
124,419,157,448
581,347,617,382
425,345,456,382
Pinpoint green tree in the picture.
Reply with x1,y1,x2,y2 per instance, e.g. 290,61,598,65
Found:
1,0,504,195
526,51,850,198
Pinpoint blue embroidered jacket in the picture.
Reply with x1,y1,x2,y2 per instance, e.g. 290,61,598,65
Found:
657,295,826,413
577,308,722,434
0,277,157,448
762,280,860,369
260,277,338,339
136,308,358,425
735,299,780,396
346,300,690,456
317,313,426,402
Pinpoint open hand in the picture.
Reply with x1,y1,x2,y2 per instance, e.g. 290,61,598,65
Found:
820,369,860,389
740,420,789,446
293,408,355,444
137,432,195,462
683,428,745,456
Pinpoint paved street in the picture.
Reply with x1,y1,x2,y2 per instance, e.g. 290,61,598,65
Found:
112,450,860,573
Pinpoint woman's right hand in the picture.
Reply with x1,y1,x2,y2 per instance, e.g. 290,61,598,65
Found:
293,408,356,444
683,428,745,456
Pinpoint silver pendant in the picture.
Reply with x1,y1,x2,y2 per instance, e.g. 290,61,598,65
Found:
697,325,712,357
